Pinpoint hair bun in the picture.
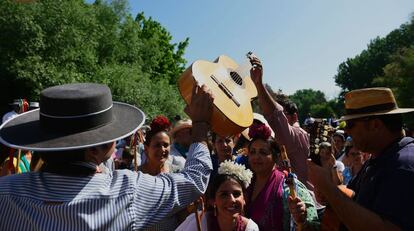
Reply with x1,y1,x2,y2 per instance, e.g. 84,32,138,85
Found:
150,115,171,133
248,123,272,140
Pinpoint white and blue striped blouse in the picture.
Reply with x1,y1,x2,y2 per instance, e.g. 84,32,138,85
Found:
0,143,212,231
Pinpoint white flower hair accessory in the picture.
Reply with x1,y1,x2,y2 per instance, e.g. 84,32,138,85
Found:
218,160,253,188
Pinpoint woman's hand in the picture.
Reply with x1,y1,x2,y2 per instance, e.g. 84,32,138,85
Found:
288,196,307,225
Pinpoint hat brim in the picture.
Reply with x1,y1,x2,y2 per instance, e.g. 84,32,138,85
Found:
0,102,145,151
339,108,414,121
170,124,192,137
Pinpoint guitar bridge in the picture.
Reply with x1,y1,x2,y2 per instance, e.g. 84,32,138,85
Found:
210,75,241,107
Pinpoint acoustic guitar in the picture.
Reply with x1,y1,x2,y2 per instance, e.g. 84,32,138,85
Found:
178,54,258,136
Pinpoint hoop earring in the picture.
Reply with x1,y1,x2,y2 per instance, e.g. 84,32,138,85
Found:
214,204,217,216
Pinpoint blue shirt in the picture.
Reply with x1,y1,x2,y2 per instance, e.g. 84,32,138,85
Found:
0,143,212,230
347,137,414,231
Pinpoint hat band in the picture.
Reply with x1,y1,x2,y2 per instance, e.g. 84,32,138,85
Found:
40,104,113,119
40,106,114,133
346,102,397,115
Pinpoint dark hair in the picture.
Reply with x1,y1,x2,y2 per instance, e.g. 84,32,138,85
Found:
207,174,246,201
247,123,280,161
277,99,298,115
39,149,86,164
122,148,134,160
144,115,171,146
38,149,88,175
344,145,353,157
234,135,249,153
211,132,234,143
377,114,404,132
332,133,345,142
248,137,280,162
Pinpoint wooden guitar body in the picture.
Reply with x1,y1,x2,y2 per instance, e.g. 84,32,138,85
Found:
179,55,257,136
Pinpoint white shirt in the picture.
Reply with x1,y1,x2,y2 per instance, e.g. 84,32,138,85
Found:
176,212,259,231
2,111,18,124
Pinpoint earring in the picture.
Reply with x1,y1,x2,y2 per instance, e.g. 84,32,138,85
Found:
214,204,217,216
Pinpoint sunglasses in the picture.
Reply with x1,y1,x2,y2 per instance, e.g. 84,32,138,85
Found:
346,117,373,129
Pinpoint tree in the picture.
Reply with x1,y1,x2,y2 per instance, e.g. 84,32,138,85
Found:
290,89,327,123
335,18,414,94
0,0,189,121
135,12,189,85
373,46,414,127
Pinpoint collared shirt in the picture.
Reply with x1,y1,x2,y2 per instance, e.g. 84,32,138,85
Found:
348,137,414,231
2,111,18,124
264,105,311,189
168,143,187,170
0,143,212,231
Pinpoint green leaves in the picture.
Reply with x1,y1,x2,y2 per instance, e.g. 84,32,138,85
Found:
334,15,414,127
334,16,414,94
290,89,338,123
0,0,188,121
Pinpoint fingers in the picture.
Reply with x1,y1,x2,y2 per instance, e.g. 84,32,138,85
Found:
288,196,304,211
186,83,214,123
288,196,306,222
191,81,199,99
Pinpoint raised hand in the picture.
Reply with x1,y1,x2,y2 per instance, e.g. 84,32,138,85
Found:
185,83,214,123
249,56,263,86
185,83,214,144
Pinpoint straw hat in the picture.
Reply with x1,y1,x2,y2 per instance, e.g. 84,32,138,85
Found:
0,83,145,151
170,119,192,137
340,87,414,121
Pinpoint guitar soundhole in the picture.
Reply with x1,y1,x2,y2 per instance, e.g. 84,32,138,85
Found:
230,72,243,86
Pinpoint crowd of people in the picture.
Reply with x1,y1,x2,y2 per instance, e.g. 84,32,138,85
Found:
0,57,413,231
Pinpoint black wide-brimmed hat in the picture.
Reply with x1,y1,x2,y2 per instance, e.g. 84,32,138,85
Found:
0,83,145,151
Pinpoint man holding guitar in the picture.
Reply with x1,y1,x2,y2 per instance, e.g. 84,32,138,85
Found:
307,88,414,231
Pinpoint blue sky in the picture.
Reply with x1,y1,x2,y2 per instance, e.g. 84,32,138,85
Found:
127,0,414,98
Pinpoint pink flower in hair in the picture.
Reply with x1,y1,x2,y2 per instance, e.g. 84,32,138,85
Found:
248,123,272,140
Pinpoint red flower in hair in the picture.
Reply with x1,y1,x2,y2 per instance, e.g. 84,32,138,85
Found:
248,123,272,140
150,115,171,133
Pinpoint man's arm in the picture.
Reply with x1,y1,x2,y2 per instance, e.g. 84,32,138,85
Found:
133,142,212,229
250,57,278,117
250,57,309,186
132,84,214,229
249,57,307,146
307,160,402,231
